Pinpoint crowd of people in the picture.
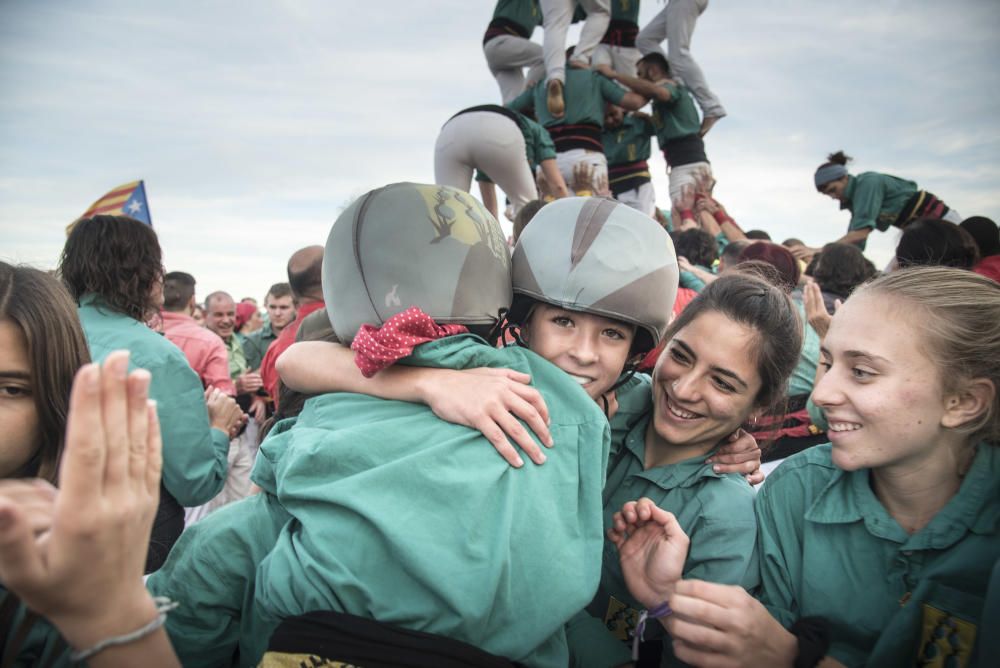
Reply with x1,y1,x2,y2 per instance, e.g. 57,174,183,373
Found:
1,2,999,667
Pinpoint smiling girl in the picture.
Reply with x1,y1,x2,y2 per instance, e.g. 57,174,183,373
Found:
618,267,1000,667
277,198,783,665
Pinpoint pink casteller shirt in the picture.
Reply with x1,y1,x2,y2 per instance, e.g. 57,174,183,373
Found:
161,310,237,396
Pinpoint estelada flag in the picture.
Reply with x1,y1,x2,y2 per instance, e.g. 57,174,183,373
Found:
68,180,152,234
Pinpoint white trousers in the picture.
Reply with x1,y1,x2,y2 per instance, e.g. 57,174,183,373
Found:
592,43,640,78
615,181,656,217
636,0,726,118
483,34,545,104
434,111,537,215
556,148,608,194
540,0,610,83
668,161,713,208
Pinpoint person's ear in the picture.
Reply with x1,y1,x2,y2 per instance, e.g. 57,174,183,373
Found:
941,378,995,430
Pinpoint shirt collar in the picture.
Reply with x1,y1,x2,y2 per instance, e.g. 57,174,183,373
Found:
621,415,728,490
840,174,857,211
805,444,1000,548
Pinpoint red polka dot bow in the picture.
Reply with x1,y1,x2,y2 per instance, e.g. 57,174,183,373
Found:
351,307,469,377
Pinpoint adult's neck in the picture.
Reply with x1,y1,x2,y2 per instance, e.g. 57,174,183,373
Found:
870,433,976,535
643,419,716,470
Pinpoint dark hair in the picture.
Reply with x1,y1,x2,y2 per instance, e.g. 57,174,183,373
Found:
895,218,979,270
674,228,717,268
812,243,877,298
737,242,801,292
513,200,546,243
719,240,750,269
661,272,802,418
0,263,92,483
637,52,671,77
163,271,196,311
821,150,852,167
266,282,293,301
59,215,163,321
744,229,772,241
960,216,999,257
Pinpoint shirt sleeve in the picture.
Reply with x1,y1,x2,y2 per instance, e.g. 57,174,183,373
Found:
204,339,237,396
149,354,229,506
598,73,627,105
506,85,536,114
520,116,557,164
148,494,292,667
848,178,883,231
682,482,760,591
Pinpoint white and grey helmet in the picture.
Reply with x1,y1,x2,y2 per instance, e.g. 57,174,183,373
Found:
511,197,678,354
323,182,512,343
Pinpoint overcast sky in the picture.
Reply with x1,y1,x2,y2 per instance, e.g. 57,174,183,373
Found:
2,1,998,303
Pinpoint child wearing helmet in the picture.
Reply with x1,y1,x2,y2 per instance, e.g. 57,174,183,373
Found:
149,184,612,667
279,197,778,665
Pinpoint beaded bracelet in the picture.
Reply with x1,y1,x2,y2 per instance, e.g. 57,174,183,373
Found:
69,597,179,663
632,600,672,660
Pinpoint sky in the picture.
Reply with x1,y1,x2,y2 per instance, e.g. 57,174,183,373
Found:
2,1,999,304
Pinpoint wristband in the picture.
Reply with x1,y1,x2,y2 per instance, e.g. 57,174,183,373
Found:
790,616,831,668
575,189,594,197
712,209,734,225
680,209,695,222
632,600,672,660
69,597,179,662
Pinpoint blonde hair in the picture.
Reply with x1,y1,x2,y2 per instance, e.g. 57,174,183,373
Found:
857,267,1000,444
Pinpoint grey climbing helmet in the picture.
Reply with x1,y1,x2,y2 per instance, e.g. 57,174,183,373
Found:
511,197,678,354
323,182,512,343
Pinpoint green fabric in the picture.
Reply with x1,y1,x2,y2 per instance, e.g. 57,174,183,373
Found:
602,114,654,167
679,269,707,293
573,376,759,667
491,0,542,32
252,334,611,667
508,69,626,128
650,81,701,144
972,557,1000,666
476,113,556,183
610,0,640,22
756,444,1000,667
788,300,820,398
0,588,69,667
223,333,248,380
147,486,294,668
842,171,918,233
78,294,228,506
242,322,276,370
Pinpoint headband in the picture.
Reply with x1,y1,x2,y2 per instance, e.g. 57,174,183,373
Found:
814,164,848,188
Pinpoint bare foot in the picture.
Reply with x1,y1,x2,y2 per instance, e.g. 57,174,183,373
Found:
699,115,723,137
547,79,565,118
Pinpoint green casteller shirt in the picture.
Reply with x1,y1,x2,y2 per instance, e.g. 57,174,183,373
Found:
490,0,542,34
77,294,229,506
650,80,702,144
242,322,277,371
476,111,557,183
602,114,654,168
148,480,294,668
508,68,626,128
569,375,759,667
842,171,918,234
252,333,611,668
222,333,248,381
756,444,1000,667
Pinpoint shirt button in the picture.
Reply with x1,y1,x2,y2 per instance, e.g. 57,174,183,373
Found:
902,550,913,556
